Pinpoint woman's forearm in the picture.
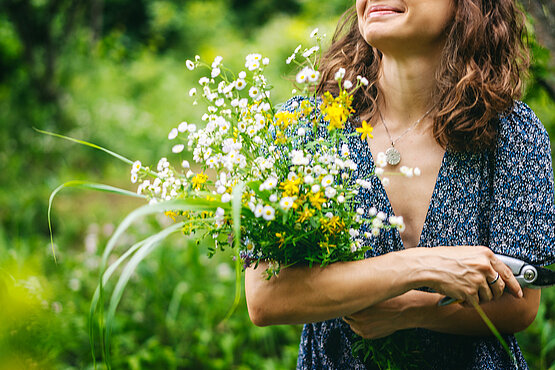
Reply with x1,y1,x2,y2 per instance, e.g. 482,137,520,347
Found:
408,289,541,335
245,249,424,326
245,246,523,328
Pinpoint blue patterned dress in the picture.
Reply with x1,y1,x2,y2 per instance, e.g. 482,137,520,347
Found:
280,97,555,369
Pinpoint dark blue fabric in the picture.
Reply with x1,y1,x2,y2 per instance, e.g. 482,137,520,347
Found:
279,97,555,369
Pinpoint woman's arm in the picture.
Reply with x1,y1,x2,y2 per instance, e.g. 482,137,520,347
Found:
344,288,539,338
245,246,522,326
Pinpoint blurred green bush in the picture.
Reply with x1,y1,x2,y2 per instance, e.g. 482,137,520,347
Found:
0,0,553,368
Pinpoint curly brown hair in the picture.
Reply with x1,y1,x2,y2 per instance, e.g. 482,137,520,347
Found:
316,0,530,152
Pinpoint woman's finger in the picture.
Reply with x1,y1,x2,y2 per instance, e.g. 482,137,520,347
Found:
478,280,493,303
488,272,506,299
490,257,523,298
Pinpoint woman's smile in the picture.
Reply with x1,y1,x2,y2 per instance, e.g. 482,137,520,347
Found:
367,4,404,19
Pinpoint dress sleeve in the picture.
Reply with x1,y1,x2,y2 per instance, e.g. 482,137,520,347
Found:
488,101,555,266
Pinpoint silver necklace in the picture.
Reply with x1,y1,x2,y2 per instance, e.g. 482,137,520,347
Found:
378,107,433,166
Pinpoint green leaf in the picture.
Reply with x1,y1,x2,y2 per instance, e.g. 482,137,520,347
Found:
47,180,146,263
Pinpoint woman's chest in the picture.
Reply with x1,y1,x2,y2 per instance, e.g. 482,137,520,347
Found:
367,130,446,248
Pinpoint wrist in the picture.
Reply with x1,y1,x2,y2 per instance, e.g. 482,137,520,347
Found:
398,248,439,290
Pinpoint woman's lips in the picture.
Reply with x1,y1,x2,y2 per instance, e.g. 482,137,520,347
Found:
367,5,403,18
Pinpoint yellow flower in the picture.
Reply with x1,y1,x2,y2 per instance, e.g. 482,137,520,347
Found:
308,191,326,210
274,111,299,130
320,216,345,234
274,130,287,145
275,232,286,248
280,177,303,197
296,207,315,223
165,211,179,221
191,172,208,190
320,91,354,131
319,241,336,254
356,120,373,140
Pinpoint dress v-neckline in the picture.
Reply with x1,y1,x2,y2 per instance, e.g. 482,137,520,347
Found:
360,141,449,250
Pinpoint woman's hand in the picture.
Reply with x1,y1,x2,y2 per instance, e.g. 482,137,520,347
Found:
343,292,417,339
412,246,523,306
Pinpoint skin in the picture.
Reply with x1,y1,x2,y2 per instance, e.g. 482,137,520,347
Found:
245,0,541,339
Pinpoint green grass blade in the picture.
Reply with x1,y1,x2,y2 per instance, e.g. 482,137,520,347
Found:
103,222,189,364
91,198,228,366
35,128,134,165
88,236,151,367
471,301,516,366
48,180,146,263
222,182,245,322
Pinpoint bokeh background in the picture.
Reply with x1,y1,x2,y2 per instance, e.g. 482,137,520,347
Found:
0,0,554,368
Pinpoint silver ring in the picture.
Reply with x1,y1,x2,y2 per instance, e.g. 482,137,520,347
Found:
488,272,500,285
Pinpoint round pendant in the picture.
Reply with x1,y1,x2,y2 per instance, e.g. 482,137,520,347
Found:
385,147,401,166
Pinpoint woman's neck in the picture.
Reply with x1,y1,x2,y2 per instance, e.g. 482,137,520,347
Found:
377,52,441,130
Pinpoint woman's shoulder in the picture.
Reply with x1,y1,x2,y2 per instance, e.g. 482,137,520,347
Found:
497,101,550,147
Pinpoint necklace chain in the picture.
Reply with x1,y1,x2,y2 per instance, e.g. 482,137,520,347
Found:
377,107,433,166
378,107,433,147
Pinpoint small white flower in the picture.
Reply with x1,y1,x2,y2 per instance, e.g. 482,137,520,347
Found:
349,229,360,238
360,77,369,86
269,194,278,202
308,70,320,83
261,176,278,191
381,177,390,186
311,184,321,193
286,54,295,65
211,67,221,78
356,208,364,215
249,86,260,99
377,211,387,220
172,144,185,153
212,56,223,68
335,68,346,81
168,128,179,140
375,167,384,176
298,127,306,136
189,88,197,97
337,195,345,203
199,77,210,85
238,71,247,79
131,160,142,173
262,205,275,221
181,160,190,168
262,57,270,65
372,228,380,237
186,60,195,70
310,28,319,38
221,193,231,203
304,175,314,184
254,204,264,218
414,167,421,176
321,175,334,188
325,187,337,198
279,197,295,211
296,68,308,84
130,173,138,183
372,218,383,228
236,79,246,90
247,60,260,71
369,207,378,216
343,80,353,89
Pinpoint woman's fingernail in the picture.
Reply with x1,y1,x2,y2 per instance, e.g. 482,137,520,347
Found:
518,290,523,298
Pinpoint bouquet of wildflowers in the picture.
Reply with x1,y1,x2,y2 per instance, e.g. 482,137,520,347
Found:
130,30,413,279
46,29,420,367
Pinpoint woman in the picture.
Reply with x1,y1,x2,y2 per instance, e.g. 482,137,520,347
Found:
246,0,555,368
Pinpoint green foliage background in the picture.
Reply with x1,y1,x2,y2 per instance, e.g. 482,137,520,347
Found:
0,0,553,368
